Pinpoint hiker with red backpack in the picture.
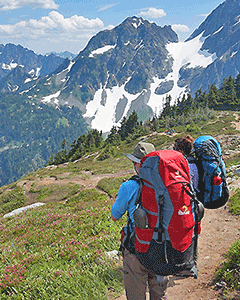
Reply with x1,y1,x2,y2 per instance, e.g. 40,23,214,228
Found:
111,142,169,300
111,134,228,299
111,140,208,299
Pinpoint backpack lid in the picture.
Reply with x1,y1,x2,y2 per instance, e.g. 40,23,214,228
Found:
141,150,191,187
193,135,222,156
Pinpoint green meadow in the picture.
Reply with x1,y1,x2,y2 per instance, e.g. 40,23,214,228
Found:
0,111,239,299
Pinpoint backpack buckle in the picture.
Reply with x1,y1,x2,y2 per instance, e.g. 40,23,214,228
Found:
154,227,163,243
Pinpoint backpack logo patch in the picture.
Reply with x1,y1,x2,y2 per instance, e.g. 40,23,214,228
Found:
175,170,183,179
178,205,190,215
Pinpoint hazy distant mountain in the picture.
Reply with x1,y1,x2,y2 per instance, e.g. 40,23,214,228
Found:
47,51,77,60
0,93,87,187
0,43,65,92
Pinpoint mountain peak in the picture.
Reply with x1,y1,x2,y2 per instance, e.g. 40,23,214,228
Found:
120,16,146,28
187,0,240,41
183,0,240,95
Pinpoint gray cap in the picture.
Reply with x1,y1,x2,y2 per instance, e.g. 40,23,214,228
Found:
123,142,155,163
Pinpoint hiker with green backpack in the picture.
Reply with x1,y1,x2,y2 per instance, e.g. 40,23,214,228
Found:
111,142,169,300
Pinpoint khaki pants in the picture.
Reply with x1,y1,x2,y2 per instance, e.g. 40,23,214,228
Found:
123,249,168,300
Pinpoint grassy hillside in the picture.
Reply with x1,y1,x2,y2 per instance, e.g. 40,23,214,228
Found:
0,111,239,299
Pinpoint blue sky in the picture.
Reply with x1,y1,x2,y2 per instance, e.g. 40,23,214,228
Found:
0,0,224,55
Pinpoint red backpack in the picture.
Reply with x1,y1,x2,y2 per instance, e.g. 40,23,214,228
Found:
133,150,202,277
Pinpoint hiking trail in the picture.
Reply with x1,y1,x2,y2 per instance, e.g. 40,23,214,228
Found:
19,168,239,300
111,178,240,300
16,132,240,300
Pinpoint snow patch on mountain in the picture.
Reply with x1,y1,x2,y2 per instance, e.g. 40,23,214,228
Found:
42,91,61,105
233,15,240,26
83,79,141,132
167,32,217,70
83,32,218,132
212,26,224,35
67,61,75,72
132,18,144,28
231,51,238,58
89,45,116,57
2,62,19,70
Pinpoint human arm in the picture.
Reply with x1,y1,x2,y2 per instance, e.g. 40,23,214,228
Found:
111,182,129,221
111,213,118,222
111,179,139,227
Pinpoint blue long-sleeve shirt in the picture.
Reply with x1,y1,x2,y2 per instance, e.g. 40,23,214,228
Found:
111,179,139,233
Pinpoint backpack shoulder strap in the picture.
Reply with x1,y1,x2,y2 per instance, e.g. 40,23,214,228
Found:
126,175,142,206
128,174,140,182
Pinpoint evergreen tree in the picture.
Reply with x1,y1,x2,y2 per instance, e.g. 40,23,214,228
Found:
225,76,237,106
235,73,240,100
62,138,66,150
105,126,121,145
151,116,158,131
161,95,172,117
208,84,220,108
194,88,208,106
118,116,127,140
220,76,237,108
125,111,139,134
86,129,103,148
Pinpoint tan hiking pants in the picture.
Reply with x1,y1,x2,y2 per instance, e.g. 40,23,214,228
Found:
123,249,168,300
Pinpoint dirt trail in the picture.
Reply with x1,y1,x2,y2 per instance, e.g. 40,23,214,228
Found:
112,181,240,300
166,207,239,300
112,114,240,300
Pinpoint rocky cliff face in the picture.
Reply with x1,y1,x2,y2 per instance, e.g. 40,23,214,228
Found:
17,17,179,132
186,0,240,93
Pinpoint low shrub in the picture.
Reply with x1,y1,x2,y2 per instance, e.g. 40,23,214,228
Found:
214,188,240,298
229,189,240,215
0,187,27,215
215,240,240,297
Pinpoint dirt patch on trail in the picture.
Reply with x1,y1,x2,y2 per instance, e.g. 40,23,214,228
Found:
17,169,135,205
112,183,240,300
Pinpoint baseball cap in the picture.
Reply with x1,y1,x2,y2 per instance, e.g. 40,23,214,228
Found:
123,142,155,163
